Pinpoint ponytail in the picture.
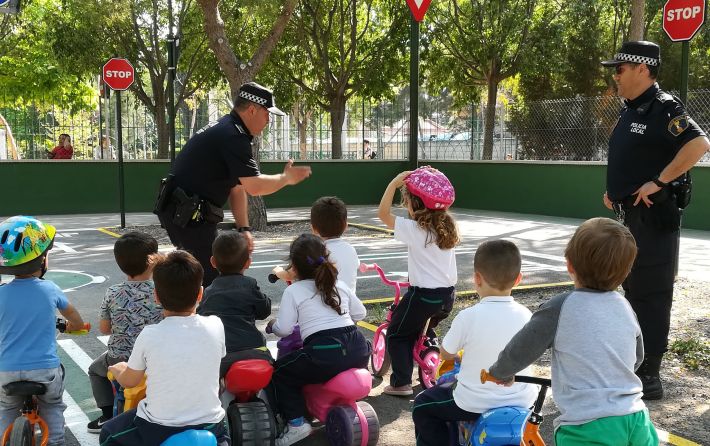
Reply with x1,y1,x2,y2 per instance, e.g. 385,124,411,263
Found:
314,261,344,315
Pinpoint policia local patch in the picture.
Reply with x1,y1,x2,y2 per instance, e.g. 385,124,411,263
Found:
668,114,690,137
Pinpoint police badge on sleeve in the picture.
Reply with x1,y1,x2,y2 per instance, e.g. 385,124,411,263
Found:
668,115,690,136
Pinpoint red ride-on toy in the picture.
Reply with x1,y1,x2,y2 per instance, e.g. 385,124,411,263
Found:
223,359,277,446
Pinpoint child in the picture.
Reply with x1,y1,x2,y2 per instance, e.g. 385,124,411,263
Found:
197,231,272,376
377,167,459,396
0,216,86,446
267,234,370,446
411,240,537,445
87,232,163,432
99,251,229,446
487,218,658,445
310,196,359,293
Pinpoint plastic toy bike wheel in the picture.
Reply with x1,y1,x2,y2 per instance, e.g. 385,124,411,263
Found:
325,401,379,446
418,347,440,389
227,400,276,446
370,328,390,377
8,417,31,446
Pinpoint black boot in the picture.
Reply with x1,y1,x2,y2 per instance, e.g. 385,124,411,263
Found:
636,354,663,400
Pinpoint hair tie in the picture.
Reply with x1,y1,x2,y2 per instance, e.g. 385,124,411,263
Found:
317,256,325,265
306,255,326,265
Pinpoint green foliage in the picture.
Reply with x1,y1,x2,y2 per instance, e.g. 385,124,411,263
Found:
669,337,710,370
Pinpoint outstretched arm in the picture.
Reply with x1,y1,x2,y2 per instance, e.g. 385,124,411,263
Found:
240,160,311,196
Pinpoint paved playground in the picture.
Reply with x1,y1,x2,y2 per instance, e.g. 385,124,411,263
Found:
2,206,707,446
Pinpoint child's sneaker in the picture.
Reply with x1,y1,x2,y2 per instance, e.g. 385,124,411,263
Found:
275,422,312,446
383,384,413,396
87,415,110,433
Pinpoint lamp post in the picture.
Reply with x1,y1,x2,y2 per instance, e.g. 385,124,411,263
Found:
167,0,177,163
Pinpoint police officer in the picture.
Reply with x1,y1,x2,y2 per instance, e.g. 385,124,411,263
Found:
601,41,709,399
154,82,311,286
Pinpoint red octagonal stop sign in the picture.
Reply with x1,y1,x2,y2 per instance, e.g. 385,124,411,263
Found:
663,0,706,41
102,58,135,91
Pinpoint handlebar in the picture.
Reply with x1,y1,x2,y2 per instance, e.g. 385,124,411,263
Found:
268,273,278,284
56,318,91,335
359,263,410,288
480,369,551,387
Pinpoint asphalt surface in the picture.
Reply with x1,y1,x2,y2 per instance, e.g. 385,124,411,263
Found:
3,207,708,445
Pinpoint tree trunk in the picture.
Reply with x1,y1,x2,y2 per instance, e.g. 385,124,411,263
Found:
249,137,268,231
629,0,645,40
155,105,170,159
482,76,499,160
329,96,347,159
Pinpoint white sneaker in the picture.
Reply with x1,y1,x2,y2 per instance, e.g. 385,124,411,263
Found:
275,422,313,446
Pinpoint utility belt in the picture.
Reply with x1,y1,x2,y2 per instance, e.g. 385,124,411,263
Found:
153,176,224,228
611,172,692,225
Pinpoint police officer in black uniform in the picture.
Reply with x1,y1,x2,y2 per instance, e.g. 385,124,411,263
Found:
154,82,312,286
601,41,709,399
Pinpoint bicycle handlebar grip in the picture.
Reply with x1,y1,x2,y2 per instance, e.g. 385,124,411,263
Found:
359,262,375,273
480,369,494,384
66,323,91,335
268,273,279,283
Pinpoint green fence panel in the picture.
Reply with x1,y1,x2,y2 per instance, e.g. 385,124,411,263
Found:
2,160,708,231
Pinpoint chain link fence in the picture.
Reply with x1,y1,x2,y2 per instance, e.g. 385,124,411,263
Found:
2,89,709,162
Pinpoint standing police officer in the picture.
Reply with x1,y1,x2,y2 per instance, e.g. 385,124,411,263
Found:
154,82,311,286
601,41,709,399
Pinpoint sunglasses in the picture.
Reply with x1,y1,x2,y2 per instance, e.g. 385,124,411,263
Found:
615,63,639,75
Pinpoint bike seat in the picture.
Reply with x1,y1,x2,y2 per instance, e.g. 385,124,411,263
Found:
2,381,47,397
160,429,217,446
224,359,273,395
304,368,371,400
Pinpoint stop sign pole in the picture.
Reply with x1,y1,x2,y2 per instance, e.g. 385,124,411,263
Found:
102,58,135,228
663,0,706,102
406,0,432,169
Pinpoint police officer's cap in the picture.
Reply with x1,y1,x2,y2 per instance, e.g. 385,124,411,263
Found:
238,82,286,116
601,41,660,67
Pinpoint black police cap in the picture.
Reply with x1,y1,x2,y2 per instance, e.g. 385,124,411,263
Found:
601,41,660,67
238,82,286,116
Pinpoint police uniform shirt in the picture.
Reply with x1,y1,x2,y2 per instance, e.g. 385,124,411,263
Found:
607,83,705,201
171,111,260,206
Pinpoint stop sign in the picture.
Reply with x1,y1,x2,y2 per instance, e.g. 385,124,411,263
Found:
102,58,135,91
663,0,706,41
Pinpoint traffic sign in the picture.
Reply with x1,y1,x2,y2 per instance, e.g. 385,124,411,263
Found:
406,0,432,22
102,58,135,91
663,0,706,41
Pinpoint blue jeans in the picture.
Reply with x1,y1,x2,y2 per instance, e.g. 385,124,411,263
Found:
0,366,67,446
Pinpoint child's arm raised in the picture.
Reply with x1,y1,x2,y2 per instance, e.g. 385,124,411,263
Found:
377,171,410,229
59,304,85,333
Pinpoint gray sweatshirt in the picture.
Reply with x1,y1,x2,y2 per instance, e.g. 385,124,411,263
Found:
489,289,647,430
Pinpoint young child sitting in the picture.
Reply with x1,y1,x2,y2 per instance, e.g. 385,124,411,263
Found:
411,240,537,445
310,196,359,293
87,232,163,432
0,216,86,446
197,232,272,376
267,234,370,446
99,251,229,446
487,218,658,445
377,167,459,396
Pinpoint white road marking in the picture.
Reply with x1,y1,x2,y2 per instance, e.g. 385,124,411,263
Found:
58,339,94,374
63,389,99,446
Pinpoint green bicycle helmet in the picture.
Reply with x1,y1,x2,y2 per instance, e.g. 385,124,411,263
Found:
0,216,56,275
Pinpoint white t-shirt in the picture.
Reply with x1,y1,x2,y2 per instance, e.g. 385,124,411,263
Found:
127,314,226,426
272,279,366,341
325,238,359,293
394,216,457,288
442,296,538,413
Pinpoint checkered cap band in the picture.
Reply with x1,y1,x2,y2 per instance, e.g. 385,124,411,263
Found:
239,91,268,106
615,52,659,66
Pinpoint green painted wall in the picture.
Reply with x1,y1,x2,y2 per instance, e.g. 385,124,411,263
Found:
2,160,708,230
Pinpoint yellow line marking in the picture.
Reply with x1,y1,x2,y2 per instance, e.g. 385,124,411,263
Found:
656,428,701,446
348,222,393,234
357,320,379,332
97,227,121,238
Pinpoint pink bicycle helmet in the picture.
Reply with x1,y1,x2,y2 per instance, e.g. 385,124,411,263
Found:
404,167,455,210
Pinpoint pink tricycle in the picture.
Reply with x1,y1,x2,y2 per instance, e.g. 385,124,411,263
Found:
359,262,440,389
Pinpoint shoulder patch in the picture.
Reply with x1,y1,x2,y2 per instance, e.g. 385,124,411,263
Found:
668,114,690,137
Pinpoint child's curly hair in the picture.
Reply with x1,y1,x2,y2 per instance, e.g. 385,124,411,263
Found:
401,187,459,250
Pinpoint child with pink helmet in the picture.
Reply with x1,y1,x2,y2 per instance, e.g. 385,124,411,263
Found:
377,167,459,396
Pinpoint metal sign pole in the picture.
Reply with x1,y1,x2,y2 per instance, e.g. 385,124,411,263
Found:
408,14,419,170
680,41,689,103
116,90,126,228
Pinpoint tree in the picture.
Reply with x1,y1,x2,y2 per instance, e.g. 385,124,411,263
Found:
51,0,221,158
629,0,645,40
426,0,560,159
